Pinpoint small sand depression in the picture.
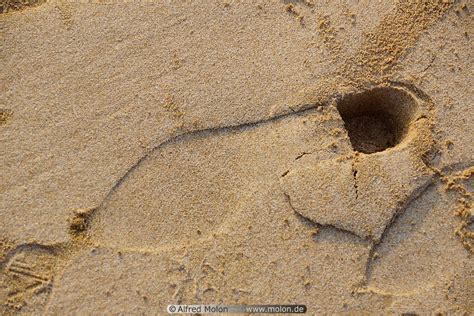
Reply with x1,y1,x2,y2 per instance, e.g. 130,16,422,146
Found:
336,86,419,154
0,109,13,126
1,1,473,314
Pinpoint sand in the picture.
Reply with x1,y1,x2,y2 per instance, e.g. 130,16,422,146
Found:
0,0,473,314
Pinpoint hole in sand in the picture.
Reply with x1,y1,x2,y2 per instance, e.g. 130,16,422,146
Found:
336,86,419,154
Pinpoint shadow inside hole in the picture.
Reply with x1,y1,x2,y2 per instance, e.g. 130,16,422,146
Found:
336,87,418,154
343,112,397,154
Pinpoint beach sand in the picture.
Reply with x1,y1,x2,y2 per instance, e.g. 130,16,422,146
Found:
1,0,473,314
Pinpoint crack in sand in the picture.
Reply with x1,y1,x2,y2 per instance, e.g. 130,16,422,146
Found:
351,154,359,200
294,151,312,161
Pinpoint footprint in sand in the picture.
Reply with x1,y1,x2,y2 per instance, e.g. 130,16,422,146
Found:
86,83,435,250
0,245,58,312
40,83,444,312
89,97,351,250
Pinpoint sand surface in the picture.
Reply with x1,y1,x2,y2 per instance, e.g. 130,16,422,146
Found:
1,0,473,314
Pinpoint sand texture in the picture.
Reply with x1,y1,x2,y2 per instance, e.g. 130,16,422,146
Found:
1,0,473,314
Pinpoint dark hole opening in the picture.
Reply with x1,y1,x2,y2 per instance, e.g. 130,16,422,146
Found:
336,87,417,154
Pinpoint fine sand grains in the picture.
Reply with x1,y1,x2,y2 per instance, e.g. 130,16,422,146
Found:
0,1,472,314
